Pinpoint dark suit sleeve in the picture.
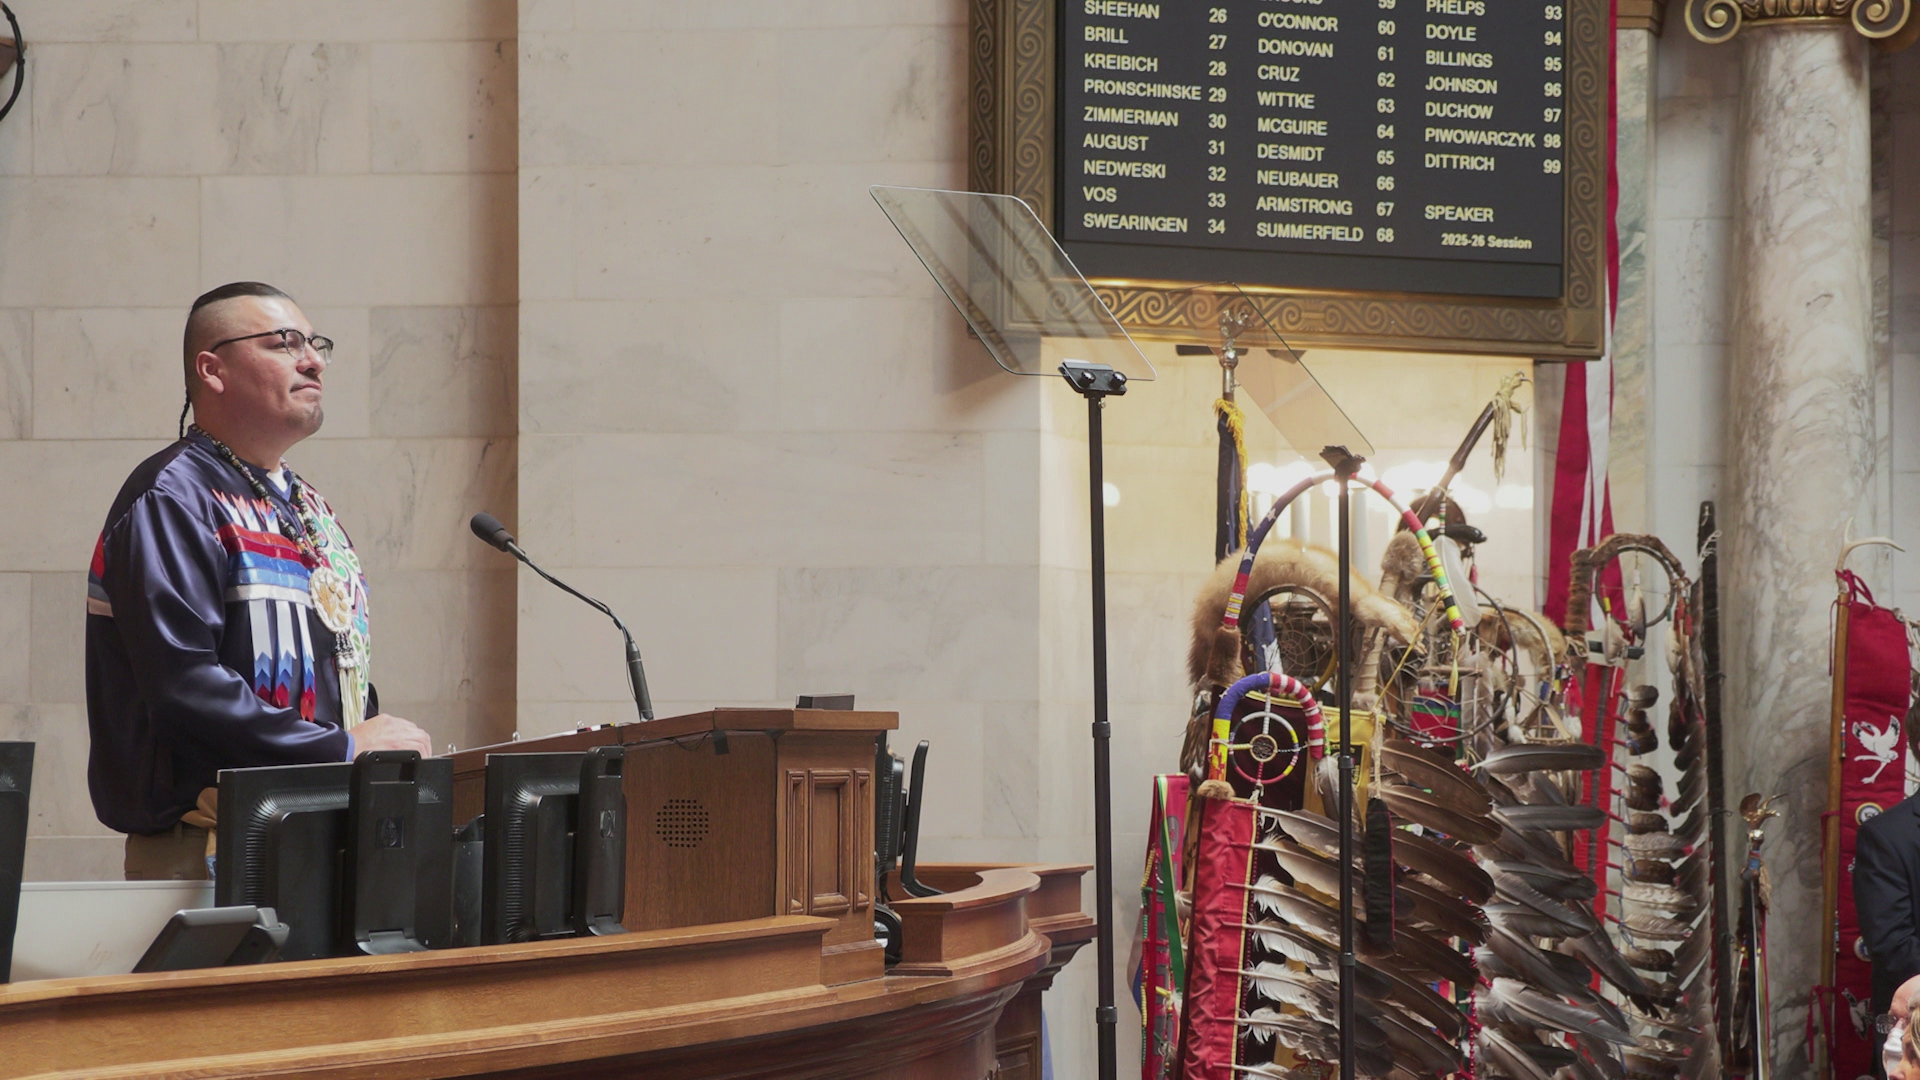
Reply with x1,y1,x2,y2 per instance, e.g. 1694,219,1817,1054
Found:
102,489,348,767
1856,817,1920,1002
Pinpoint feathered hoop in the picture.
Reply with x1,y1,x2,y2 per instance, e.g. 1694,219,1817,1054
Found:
1200,669,1324,799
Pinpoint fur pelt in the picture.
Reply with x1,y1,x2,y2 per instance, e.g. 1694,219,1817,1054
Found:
1476,606,1568,674
1186,538,1420,692
1376,529,1430,605
1352,529,1435,707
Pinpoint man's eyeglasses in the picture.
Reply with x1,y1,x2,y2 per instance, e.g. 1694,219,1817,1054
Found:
208,327,334,361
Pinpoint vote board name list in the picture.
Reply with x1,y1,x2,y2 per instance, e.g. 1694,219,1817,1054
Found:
1059,0,1569,278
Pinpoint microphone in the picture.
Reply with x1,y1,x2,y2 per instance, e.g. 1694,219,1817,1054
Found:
469,511,518,554
468,512,654,722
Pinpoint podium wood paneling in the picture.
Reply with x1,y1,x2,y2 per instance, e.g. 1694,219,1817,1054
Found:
2,704,1092,1078
451,709,894,983
625,731,778,931
0,863,1089,1079
896,865,1096,1080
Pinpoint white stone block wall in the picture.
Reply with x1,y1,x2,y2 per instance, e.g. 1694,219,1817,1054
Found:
0,0,520,881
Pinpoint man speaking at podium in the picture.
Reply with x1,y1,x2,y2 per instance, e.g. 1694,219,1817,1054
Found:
84,282,431,881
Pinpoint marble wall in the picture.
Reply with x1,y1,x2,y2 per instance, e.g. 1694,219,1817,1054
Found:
1627,31,1906,573
1640,32,1738,548
509,2,1144,1068
1894,51,1920,618
1610,30,1656,538
1725,30,1877,1071
0,0,520,880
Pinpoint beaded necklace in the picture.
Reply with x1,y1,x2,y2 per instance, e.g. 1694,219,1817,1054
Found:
190,425,367,673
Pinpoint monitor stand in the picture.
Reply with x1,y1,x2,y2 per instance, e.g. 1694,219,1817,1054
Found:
362,930,429,955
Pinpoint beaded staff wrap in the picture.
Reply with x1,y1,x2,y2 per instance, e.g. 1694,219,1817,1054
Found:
1220,470,1466,636
1207,669,1325,786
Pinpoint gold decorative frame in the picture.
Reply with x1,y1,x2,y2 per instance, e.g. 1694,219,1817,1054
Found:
1680,0,1911,43
1618,0,1670,33
969,0,1608,358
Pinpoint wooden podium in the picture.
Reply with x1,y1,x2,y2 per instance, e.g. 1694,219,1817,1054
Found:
450,708,896,984
0,709,1095,1079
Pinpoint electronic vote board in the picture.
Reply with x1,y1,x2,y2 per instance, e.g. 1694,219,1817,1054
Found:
1058,0,1571,299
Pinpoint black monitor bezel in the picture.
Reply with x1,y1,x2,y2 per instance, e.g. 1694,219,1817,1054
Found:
0,741,33,984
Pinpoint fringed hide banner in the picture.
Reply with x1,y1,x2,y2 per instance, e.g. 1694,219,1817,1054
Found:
1138,774,1191,1080
1174,796,1259,1080
1820,570,1913,1079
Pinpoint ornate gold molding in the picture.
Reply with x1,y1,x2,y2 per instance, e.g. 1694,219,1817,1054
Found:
970,0,1609,358
969,0,1052,219
1618,0,1670,33
1682,0,1912,42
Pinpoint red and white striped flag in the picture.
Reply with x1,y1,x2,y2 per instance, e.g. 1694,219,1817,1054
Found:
1544,351,1615,626
1543,0,1619,627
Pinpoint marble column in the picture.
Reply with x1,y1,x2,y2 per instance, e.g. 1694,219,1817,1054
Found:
1721,23,1875,1078
1606,27,1656,536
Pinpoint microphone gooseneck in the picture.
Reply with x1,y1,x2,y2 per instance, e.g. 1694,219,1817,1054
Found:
468,511,654,722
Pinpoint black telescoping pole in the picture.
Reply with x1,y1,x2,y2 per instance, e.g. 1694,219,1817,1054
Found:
1061,360,1126,1080
1089,391,1119,1080
1325,447,1359,1080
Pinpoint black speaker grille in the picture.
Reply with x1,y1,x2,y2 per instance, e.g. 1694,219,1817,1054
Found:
654,797,710,849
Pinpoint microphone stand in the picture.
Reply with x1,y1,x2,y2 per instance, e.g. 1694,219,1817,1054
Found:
484,529,654,724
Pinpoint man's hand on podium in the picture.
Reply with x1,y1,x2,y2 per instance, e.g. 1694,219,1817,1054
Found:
355,713,433,757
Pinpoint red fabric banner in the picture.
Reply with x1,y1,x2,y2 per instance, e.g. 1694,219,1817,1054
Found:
1139,775,1191,1080
1829,572,1913,1078
1544,0,1620,628
1176,796,1259,1080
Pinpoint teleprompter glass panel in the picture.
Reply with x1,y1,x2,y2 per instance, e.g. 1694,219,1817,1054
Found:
1168,283,1371,459
870,185,1155,382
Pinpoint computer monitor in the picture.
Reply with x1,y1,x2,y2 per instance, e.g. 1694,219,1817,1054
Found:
0,741,32,984
450,814,484,948
896,740,940,899
572,746,627,937
414,761,454,949
216,761,350,962
874,733,905,890
341,751,454,955
481,745,627,944
217,755,454,961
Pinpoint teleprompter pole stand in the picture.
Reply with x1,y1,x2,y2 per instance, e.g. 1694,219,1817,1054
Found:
1320,444,1364,1080
1060,359,1127,1080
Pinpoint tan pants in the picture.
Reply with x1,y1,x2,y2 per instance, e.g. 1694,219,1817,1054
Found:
123,823,212,881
